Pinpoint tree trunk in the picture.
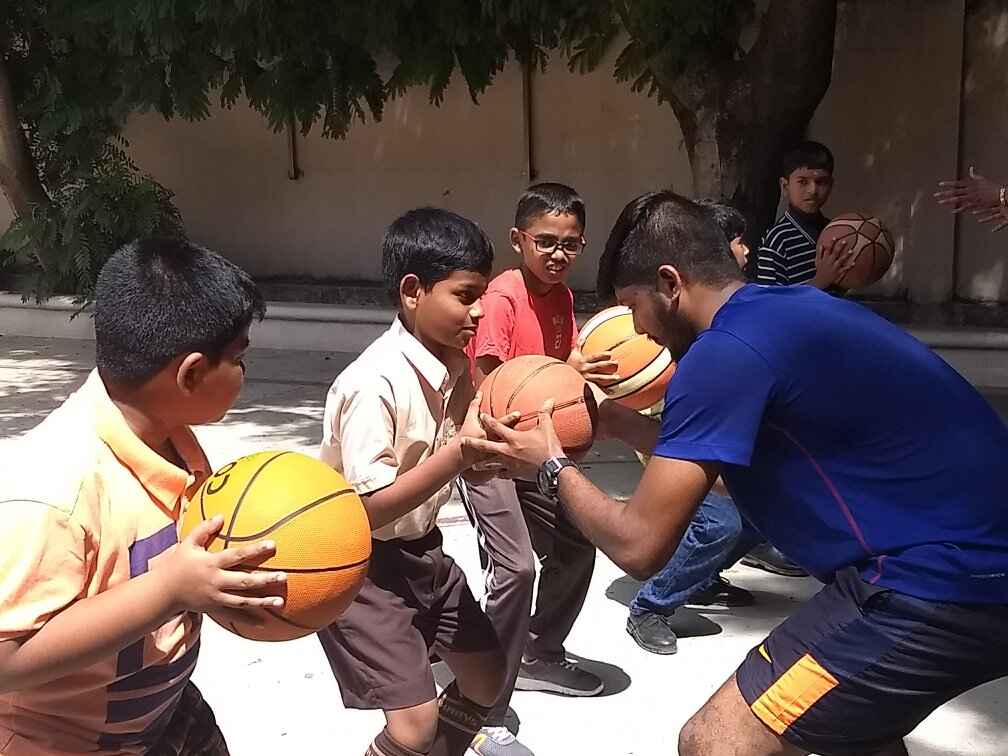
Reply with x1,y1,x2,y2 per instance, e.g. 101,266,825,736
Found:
0,56,52,269
661,0,838,263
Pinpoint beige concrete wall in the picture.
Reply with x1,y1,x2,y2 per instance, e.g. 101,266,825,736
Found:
123,41,689,293
809,0,964,304
126,67,526,285
956,0,1008,302
528,50,690,291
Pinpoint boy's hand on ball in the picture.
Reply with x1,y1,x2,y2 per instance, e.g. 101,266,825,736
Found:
163,514,287,619
568,349,621,386
812,237,855,288
473,399,566,480
457,391,523,467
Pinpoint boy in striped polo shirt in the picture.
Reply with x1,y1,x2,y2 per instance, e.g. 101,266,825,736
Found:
756,141,852,289
0,239,284,755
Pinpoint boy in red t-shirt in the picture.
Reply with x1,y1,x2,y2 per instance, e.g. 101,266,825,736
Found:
461,183,614,756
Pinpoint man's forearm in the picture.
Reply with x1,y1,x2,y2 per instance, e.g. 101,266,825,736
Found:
599,400,660,455
554,466,691,580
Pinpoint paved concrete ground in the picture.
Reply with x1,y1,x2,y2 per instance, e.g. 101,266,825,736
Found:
1,334,1006,755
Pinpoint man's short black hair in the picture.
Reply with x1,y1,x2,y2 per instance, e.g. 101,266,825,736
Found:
514,182,586,231
780,140,834,179
95,238,265,386
597,191,744,300
382,208,494,302
696,200,747,242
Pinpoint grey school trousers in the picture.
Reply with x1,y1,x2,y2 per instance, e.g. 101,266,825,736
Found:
459,476,597,723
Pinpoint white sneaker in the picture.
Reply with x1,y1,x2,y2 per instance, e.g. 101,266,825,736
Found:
469,725,535,756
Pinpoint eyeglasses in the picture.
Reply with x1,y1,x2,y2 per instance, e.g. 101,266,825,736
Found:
516,229,586,257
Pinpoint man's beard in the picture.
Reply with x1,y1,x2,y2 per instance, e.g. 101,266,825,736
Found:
656,315,695,362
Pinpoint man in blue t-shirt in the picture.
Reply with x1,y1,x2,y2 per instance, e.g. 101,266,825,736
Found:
473,191,1008,756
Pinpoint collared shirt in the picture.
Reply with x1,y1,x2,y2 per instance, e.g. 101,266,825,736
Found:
756,208,829,286
320,317,468,541
0,371,209,755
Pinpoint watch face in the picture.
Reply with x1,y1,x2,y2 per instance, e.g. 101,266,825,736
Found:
538,458,563,496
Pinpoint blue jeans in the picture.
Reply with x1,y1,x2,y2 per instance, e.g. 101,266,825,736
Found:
630,491,747,616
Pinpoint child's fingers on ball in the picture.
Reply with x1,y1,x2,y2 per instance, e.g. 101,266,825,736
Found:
586,372,622,386
215,540,277,569
185,515,225,546
215,589,285,610
217,567,287,593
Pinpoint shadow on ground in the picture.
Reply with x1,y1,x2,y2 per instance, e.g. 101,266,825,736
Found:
606,575,723,639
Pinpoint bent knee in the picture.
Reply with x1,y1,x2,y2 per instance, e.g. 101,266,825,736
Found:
678,707,717,756
487,553,536,591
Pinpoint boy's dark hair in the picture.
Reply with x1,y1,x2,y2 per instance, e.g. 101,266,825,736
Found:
514,182,586,231
780,140,834,178
382,207,494,303
696,200,747,242
95,238,266,386
597,191,744,299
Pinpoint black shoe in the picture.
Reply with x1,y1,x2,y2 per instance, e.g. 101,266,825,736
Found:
514,657,604,696
687,576,755,607
626,612,678,655
741,544,808,578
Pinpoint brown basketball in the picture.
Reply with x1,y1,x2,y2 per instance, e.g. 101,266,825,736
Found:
479,355,598,455
180,451,371,642
578,305,676,411
817,213,895,289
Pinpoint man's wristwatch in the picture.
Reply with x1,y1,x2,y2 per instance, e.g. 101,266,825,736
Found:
537,456,579,498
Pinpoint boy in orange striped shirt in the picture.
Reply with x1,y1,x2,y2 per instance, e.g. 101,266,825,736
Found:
0,239,284,755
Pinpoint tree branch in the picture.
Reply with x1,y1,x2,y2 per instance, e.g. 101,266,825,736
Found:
0,56,49,218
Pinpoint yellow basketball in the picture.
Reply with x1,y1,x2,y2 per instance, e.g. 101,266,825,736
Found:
578,306,676,411
180,451,371,642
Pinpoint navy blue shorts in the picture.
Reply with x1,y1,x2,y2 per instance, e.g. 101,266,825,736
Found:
736,567,1008,755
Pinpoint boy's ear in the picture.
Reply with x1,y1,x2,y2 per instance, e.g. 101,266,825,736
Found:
778,176,788,193
176,352,209,395
509,228,523,255
400,273,422,312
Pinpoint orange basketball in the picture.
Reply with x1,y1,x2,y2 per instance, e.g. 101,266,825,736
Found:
578,306,676,411
479,355,597,455
180,451,371,642
818,213,895,289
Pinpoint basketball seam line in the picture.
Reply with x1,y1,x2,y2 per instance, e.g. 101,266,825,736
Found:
213,487,357,543
604,347,669,395
264,607,318,631
223,452,291,549
505,361,565,415
486,363,502,418
248,556,370,573
512,396,585,423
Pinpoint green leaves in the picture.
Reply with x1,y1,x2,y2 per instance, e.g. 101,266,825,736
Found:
2,0,756,300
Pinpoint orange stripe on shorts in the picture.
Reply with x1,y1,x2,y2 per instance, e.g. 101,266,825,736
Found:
750,653,839,735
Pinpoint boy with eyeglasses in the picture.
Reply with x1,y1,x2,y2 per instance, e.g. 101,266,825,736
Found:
459,183,612,755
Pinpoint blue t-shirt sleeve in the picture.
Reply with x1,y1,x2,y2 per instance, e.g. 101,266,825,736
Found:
653,331,776,466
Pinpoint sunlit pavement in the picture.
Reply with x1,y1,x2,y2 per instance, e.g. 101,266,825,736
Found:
2,334,1005,755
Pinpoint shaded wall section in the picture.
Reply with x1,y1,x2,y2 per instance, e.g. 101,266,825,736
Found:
810,0,964,304
957,0,1008,302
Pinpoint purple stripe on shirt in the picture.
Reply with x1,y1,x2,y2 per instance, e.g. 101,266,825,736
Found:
129,522,178,578
105,672,189,723
97,687,180,749
109,636,200,692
